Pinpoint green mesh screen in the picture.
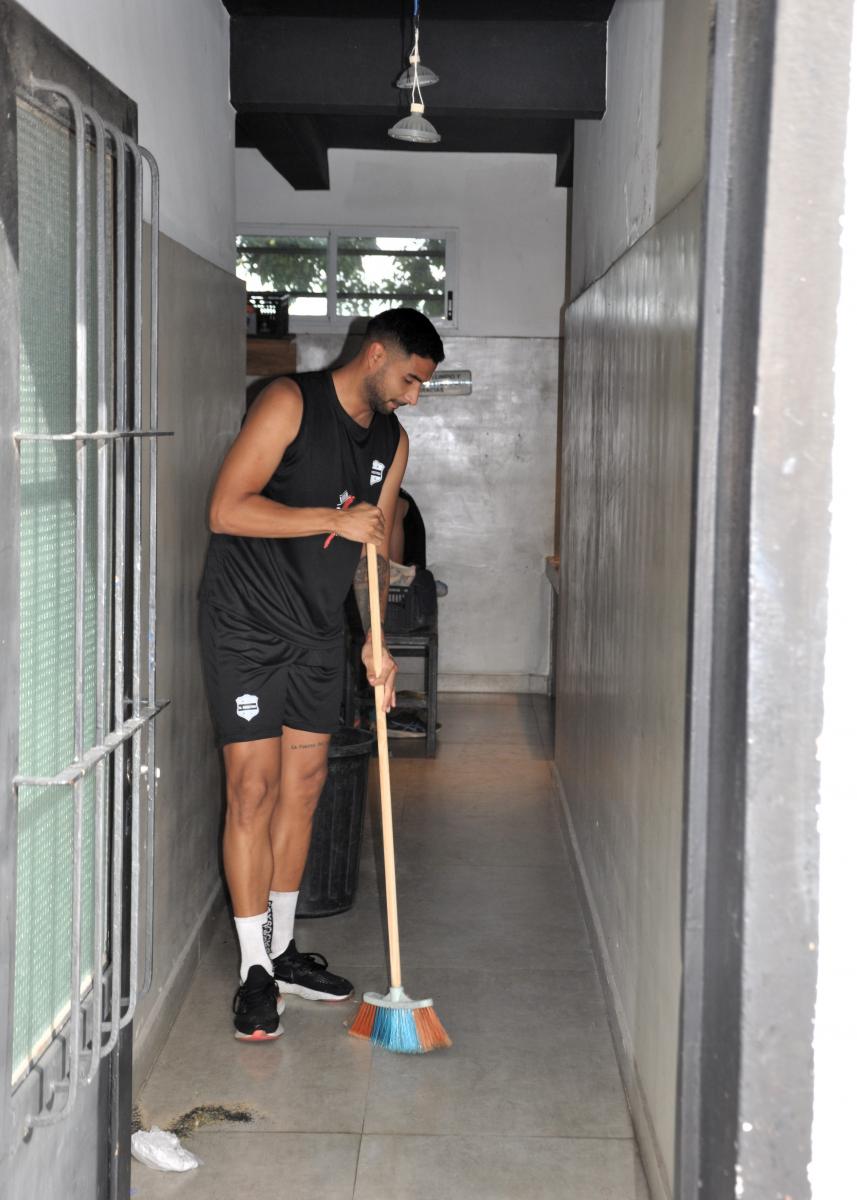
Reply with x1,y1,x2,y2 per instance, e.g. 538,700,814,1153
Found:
13,101,112,1081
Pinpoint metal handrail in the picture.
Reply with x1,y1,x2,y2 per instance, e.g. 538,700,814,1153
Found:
120,130,145,1038
139,146,160,1002
84,102,108,1089
13,706,168,792
13,430,172,441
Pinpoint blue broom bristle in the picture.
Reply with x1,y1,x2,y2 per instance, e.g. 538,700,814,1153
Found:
371,1005,424,1054
350,997,451,1053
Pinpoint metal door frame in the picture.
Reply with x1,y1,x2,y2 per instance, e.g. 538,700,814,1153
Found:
677,0,854,1195
0,2,166,1189
675,2,777,1192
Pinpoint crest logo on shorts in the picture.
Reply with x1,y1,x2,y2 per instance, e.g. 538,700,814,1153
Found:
236,693,259,722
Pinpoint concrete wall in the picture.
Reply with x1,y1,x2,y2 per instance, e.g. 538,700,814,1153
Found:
553,1,711,1196
18,0,235,270
736,0,854,1191
570,0,710,298
291,334,558,691
238,149,566,689
132,234,245,1089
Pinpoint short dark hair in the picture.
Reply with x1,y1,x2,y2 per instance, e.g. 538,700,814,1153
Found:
365,307,445,364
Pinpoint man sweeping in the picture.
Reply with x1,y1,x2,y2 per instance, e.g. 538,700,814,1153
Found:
198,308,444,1040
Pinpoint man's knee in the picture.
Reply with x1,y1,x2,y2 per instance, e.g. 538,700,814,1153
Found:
226,767,278,828
290,760,328,814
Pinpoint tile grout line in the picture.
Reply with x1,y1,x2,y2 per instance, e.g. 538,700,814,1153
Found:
352,1040,375,1199
348,1132,640,1143
180,1127,639,1143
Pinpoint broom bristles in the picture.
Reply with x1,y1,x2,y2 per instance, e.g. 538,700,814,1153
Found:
413,1005,453,1051
348,1001,376,1041
348,998,452,1054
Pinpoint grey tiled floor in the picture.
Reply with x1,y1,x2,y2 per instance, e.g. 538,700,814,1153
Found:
132,695,650,1200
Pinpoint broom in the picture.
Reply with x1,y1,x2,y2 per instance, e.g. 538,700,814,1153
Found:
348,541,451,1054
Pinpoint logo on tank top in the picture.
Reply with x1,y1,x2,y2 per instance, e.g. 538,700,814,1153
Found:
370,459,385,486
236,693,259,722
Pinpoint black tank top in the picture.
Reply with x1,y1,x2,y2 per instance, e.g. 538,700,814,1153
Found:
200,371,401,648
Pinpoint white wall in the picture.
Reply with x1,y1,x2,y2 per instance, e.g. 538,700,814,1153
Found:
19,0,235,271
236,146,567,338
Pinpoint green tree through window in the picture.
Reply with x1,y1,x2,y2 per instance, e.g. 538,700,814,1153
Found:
236,235,327,317
236,232,447,320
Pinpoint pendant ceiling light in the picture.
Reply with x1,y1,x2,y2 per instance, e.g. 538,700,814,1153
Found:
396,60,439,90
389,0,441,144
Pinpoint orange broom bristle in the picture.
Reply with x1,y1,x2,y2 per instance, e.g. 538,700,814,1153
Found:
414,1005,453,1051
348,1001,377,1041
349,998,452,1052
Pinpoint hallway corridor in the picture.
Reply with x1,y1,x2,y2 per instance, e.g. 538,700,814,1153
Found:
132,696,649,1199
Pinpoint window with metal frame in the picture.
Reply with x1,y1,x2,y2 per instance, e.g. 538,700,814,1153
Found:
9,78,167,1140
236,226,457,327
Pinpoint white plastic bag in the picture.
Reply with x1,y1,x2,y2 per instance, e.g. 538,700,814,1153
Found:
131,1127,200,1172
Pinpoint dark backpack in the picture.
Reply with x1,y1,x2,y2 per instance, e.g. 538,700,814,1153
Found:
384,567,437,633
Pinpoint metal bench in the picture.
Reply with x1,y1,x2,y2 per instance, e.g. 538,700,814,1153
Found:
344,616,439,758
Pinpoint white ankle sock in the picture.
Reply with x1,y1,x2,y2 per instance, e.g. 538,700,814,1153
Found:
234,912,273,981
269,890,299,959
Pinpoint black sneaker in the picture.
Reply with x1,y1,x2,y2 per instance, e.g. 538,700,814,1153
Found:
271,940,354,1002
387,710,427,739
232,965,285,1041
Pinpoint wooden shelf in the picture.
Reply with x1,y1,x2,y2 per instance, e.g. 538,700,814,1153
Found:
246,336,297,376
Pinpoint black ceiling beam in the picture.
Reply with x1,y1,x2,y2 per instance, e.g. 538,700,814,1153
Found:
224,2,615,19
292,114,576,157
555,128,575,187
237,113,330,190
230,17,606,121
236,112,578,190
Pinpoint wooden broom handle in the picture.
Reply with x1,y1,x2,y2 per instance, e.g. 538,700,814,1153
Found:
367,542,402,990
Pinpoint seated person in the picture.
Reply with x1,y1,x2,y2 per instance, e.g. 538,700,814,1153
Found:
389,488,447,596
391,487,426,569
385,489,443,738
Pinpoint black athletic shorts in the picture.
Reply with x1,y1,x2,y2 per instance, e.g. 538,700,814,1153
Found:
199,602,344,747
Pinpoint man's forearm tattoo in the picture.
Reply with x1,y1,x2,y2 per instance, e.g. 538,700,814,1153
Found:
353,553,389,636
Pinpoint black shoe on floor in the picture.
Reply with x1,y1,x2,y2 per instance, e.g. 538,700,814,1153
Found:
386,710,442,739
233,964,285,1041
386,710,428,738
272,941,354,1002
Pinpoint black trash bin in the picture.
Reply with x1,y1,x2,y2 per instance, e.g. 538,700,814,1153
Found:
296,727,375,918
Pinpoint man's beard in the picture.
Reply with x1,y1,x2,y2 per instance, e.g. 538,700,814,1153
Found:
365,370,397,415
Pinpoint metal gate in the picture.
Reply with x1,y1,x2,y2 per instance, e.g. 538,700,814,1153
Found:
0,4,166,1195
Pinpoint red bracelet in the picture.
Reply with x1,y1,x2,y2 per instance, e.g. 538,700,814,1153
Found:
323,494,355,548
